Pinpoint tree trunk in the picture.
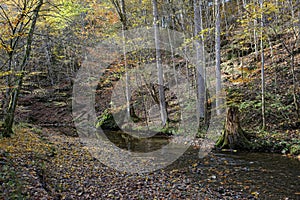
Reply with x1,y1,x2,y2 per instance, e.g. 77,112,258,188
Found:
216,106,251,149
152,0,168,127
215,0,222,116
260,0,266,130
111,0,131,121
194,0,205,122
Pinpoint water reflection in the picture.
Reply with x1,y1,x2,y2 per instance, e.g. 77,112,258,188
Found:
103,130,170,152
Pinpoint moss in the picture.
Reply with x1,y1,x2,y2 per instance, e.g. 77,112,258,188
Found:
290,144,300,155
96,110,120,130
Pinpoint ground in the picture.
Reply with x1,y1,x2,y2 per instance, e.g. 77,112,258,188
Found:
1,125,300,199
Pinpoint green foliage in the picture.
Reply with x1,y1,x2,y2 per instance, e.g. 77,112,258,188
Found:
13,122,43,136
46,0,88,30
160,123,174,135
96,109,119,130
290,144,300,155
226,53,235,60
253,130,300,154
239,100,261,110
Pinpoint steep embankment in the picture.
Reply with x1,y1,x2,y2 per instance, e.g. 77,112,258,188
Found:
221,29,300,154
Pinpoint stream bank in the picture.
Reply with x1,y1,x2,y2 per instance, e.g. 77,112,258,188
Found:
1,125,299,199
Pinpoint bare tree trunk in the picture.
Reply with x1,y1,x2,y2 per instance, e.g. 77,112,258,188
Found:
260,0,266,130
120,0,131,121
253,18,259,60
215,0,222,116
194,0,205,122
167,20,179,95
111,0,131,121
152,0,168,126
199,0,207,125
2,53,13,133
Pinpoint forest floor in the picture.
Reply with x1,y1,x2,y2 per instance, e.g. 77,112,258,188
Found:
1,125,300,199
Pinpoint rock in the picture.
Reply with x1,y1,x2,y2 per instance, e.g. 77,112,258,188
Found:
211,175,217,179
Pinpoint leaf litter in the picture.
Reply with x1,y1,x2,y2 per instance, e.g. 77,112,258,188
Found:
1,126,299,199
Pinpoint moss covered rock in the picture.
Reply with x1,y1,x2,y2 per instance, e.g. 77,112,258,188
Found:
96,110,120,130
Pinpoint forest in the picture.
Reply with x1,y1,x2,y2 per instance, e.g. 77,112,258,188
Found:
0,0,300,199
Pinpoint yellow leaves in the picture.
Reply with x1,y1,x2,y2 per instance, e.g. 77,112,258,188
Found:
263,2,279,14
45,0,89,30
197,28,212,37
0,70,26,78
83,1,119,37
251,191,259,198
0,43,12,52
229,77,251,84
0,126,52,160
170,169,179,174
27,71,44,77
237,19,249,25
0,70,13,77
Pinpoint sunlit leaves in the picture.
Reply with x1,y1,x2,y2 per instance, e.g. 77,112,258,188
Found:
84,0,118,37
0,0,42,55
45,0,88,30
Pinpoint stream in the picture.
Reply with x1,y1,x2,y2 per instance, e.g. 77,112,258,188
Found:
102,131,300,199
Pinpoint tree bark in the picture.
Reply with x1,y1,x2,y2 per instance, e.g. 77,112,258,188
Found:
260,0,266,130
152,0,168,127
194,0,205,123
216,106,251,149
215,0,222,116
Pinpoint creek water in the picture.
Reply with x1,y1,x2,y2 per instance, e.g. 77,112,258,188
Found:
103,131,300,199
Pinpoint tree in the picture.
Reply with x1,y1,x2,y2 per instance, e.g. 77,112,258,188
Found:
194,0,206,125
216,106,251,149
111,0,131,121
215,0,251,149
215,0,222,116
152,0,168,127
0,0,44,137
259,0,266,130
